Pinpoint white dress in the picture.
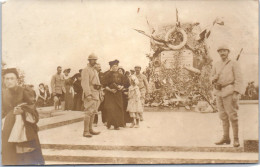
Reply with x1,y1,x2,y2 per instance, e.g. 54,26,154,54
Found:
127,85,143,113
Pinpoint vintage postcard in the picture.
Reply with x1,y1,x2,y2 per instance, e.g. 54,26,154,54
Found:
1,0,259,165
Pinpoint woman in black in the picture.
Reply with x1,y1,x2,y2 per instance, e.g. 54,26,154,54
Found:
2,68,44,165
101,60,125,130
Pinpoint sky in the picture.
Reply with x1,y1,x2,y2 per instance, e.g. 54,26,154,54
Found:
2,0,258,88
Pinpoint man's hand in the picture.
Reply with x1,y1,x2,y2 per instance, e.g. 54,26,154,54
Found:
232,91,240,101
14,106,23,115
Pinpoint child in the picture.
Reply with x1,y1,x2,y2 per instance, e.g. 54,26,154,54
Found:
127,75,143,128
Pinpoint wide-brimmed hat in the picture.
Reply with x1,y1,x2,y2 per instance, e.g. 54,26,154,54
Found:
63,68,71,73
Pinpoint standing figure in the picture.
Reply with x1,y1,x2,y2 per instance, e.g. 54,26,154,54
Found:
44,85,52,106
102,60,125,130
51,66,66,110
64,68,74,111
93,63,106,126
127,75,143,128
73,73,83,111
118,67,131,126
134,65,149,121
212,45,243,147
36,83,47,107
2,68,45,165
81,53,101,137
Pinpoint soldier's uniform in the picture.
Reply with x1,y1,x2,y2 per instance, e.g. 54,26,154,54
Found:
212,46,243,147
135,66,149,121
81,54,101,137
51,73,66,110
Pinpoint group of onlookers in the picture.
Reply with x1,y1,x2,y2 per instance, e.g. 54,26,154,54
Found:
50,53,149,136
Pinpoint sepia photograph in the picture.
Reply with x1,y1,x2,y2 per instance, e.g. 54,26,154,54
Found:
1,0,259,165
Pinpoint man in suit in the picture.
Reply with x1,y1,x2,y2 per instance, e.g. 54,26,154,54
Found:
81,53,102,137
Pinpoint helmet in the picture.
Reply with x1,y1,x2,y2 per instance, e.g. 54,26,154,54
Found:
88,53,98,60
217,45,230,52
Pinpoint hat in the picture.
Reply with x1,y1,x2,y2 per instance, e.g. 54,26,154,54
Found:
88,53,98,60
109,59,119,67
217,45,230,52
134,65,141,69
3,68,19,78
39,83,44,87
63,68,71,73
118,66,125,74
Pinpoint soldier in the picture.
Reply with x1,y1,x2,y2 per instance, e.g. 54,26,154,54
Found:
51,66,66,110
81,53,102,137
212,45,243,147
134,65,149,121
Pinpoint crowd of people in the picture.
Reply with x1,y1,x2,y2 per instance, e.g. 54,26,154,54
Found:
50,53,149,134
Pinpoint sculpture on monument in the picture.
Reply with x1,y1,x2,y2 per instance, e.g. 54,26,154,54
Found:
135,9,225,111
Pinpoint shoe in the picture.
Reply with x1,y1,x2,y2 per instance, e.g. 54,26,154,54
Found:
215,138,231,145
130,123,135,128
90,130,101,135
107,124,111,129
114,127,120,130
83,132,92,138
233,139,240,147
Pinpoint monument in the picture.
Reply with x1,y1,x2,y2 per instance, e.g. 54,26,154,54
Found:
135,9,222,110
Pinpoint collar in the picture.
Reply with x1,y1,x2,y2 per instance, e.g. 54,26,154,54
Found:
221,58,230,64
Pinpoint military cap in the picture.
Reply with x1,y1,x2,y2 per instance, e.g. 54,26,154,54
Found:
134,65,142,69
3,68,19,78
88,53,98,60
217,45,230,52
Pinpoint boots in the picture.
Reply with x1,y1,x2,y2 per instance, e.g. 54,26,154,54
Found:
130,118,135,128
231,120,240,147
83,116,92,138
215,120,230,145
89,114,100,135
135,119,140,128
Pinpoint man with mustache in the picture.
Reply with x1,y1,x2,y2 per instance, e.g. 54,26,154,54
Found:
212,45,243,147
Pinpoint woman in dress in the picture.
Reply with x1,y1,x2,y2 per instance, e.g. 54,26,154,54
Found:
101,60,125,130
2,68,45,165
118,67,131,126
64,68,75,111
36,83,47,107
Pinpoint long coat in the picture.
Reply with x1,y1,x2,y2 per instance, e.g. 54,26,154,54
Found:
2,86,45,165
101,71,125,128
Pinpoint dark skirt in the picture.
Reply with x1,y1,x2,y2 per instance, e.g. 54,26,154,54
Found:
65,86,74,110
104,91,124,128
2,112,45,165
122,94,131,123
